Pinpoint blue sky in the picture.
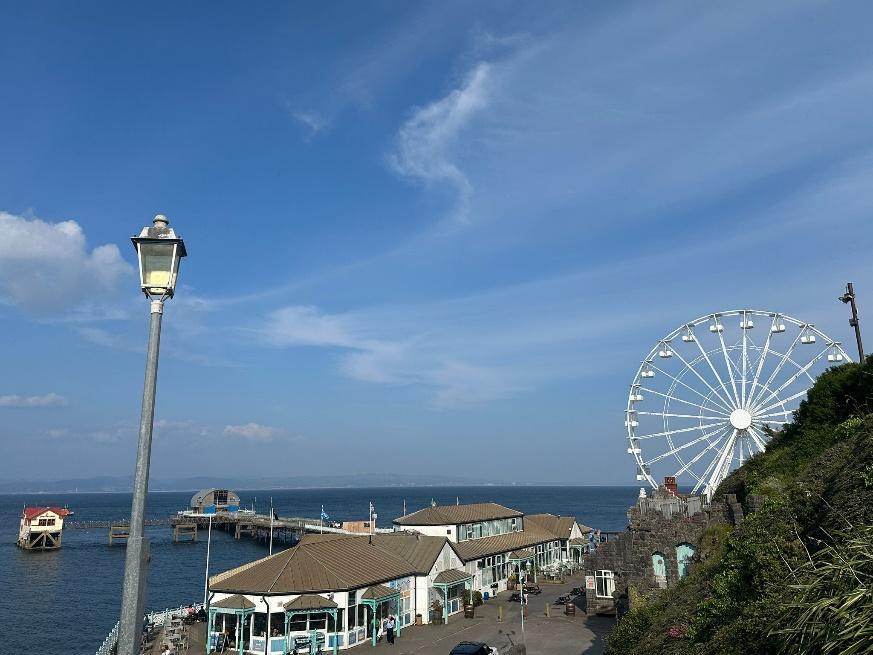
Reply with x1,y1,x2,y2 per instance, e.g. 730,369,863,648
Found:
1,1,872,485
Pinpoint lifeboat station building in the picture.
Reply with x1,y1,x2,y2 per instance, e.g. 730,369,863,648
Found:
206,502,590,653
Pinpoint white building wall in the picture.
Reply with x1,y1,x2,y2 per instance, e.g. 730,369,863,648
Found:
397,524,457,540
416,542,466,623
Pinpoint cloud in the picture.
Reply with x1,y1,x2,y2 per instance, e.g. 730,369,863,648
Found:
223,423,281,441
0,393,67,407
0,211,132,314
388,63,492,224
289,109,330,138
262,305,362,348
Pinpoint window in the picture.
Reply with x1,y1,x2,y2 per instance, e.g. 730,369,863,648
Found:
652,552,667,586
309,613,327,630
676,543,696,578
595,570,615,598
288,615,307,631
347,603,357,629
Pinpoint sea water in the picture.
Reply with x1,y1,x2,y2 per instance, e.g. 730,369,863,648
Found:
0,485,639,655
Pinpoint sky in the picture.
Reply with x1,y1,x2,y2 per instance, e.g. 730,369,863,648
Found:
1,1,872,486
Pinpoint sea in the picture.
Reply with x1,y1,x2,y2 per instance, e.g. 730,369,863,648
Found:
1,485,639,655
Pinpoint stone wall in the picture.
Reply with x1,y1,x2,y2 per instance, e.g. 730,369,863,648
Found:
583,488,736,614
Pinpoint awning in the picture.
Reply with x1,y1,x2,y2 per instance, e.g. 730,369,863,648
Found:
361,584,399,601
508,549,535,560
283,594,338,611
433,569,472,585
212,594,256,610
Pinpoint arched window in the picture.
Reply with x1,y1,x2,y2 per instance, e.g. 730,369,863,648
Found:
676,543,696,578
651,552,666,584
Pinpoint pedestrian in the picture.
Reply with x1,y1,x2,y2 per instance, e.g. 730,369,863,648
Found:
386,615,396,644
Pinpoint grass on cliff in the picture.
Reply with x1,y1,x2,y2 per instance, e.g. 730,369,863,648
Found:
604,357,873,655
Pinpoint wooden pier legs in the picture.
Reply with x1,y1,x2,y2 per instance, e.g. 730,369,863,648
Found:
173,522,198,543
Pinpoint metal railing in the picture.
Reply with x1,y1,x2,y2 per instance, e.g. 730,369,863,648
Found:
96,602,205,655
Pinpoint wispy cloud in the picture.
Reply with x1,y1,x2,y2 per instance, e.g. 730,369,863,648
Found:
0,393,67,407
289,109,330,139
388,63,492,224
223,422,282,441
0,211,131,315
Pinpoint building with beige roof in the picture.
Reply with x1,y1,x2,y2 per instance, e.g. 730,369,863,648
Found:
206,502,592,653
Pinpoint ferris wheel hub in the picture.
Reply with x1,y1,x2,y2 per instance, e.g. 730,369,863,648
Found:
729,408,752,430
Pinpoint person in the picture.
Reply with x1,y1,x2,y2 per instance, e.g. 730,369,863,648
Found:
386,615,396,645
161,644,173,655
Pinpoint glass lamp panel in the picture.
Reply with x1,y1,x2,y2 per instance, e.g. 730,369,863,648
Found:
139,242,178,293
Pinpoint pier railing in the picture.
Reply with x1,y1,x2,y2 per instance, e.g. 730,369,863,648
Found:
95,602,204,655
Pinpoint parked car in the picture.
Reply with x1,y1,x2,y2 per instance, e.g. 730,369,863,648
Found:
449,641,499,655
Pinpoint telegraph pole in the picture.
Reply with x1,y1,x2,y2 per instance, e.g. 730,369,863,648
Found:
840,282,865,362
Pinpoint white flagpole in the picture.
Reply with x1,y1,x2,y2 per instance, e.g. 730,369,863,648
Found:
203,514,213,606
269,497,274,555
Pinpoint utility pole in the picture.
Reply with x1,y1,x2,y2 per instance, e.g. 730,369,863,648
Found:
840,282,864,362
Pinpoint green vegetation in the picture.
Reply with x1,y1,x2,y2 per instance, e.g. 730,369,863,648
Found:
605,357,873,655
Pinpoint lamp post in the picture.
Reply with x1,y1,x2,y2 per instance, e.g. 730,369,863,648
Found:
839,282,864,362
117,215,187,655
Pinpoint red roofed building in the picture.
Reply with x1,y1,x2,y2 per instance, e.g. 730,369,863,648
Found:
18,506,72,550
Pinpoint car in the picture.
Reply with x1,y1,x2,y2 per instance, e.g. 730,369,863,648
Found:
449,640,499,655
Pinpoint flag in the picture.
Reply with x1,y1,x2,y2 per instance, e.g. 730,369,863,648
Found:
272,509,279,521
431,498,436,507
320,505,329,521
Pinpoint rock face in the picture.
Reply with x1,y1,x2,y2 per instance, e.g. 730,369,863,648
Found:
582,487,739,615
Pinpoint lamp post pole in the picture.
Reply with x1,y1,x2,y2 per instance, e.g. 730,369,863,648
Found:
840,282,864,363
117,215,186,655
117,298,165,655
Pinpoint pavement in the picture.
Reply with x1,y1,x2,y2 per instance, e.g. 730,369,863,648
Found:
359,574,613,655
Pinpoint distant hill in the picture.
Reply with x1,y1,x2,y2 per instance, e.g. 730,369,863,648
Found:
0,472,512,494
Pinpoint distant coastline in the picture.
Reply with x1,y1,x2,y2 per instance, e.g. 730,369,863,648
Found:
0,474,631,494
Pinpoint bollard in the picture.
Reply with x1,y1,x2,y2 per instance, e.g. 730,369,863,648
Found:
497,605,504,623
545,603,550,618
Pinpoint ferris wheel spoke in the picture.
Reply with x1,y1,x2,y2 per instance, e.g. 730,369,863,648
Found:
676,426,731,477
748,331,802,409
754,410,793,420
746,426,768,453
670,349,735,412
706,429,739,495
643,423,731,466
748,319,775,408
751,345,829,413
634,422,727,440
639,387,729,415
716,328,742,407
687,335,737,410
690,428,733,494
636,411,731,421
741,311,749,406
754,388,808,415
650,364,734,414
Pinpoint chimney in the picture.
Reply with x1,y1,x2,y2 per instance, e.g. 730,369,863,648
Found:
664,476,678,496
368,534,372,545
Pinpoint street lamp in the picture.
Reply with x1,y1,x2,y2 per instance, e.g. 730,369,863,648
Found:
117,214,187,655
839,282,864,362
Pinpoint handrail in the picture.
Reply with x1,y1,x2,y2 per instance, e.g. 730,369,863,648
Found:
95,602,205,655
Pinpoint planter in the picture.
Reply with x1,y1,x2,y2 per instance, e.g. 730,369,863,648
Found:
464,605,475,618
430,611,444,625
414,613,422,626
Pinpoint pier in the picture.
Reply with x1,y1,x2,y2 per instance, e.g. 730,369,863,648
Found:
66,511,362,546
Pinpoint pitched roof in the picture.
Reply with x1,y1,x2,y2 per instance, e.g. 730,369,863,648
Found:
508,549,535,560
212,594,255,610
451,522,557,562
394,503,522,526
283,594,338,611
22,506,71,521
361,584,398,600
210,532,450,595
433,569,472,585
524,514,579,539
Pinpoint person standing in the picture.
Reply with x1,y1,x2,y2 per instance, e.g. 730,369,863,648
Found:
386,615,396,644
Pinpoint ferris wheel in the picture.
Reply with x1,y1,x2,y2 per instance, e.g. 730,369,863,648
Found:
626,309,851,498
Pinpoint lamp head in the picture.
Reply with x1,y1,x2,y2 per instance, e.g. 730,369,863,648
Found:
131,215,187,299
